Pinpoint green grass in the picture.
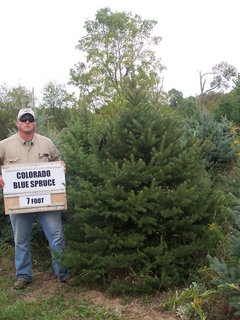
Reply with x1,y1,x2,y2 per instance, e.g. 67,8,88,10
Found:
0,295,122,320
0,242,125,320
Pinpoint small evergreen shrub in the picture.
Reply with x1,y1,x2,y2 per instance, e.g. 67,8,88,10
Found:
182,107,240,175
208,195,240,317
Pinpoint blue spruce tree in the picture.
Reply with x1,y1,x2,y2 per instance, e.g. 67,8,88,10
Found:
60,86,227,292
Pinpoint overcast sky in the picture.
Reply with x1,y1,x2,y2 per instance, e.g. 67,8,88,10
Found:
1,0,239,100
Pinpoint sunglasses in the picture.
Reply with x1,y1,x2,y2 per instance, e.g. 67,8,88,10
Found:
19,117,35,123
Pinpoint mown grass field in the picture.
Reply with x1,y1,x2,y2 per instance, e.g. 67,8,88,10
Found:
0,241,177,320
0,243,124,320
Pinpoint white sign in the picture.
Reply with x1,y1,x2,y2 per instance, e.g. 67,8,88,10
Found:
1,162,67,214
2,162,66,196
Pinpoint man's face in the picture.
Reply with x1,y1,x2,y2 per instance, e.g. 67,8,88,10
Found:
16,114,36,134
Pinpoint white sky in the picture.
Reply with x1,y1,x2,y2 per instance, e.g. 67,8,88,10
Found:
1,0,239,100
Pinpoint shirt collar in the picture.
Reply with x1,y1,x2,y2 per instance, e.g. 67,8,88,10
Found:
17,133,35,145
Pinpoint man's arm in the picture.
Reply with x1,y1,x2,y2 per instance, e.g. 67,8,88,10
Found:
0,144,4,188
0,175,4,188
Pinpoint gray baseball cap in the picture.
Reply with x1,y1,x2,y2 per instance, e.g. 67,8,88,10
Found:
17,108,35,120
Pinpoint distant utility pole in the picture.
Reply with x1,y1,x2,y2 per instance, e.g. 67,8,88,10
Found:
31,88,35,108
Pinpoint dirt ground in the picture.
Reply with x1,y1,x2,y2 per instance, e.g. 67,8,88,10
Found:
13,268,178,320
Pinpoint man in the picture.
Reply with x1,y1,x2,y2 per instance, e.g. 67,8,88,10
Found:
0,107,70,289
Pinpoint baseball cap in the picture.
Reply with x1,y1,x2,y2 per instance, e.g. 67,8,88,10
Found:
17,108,36,120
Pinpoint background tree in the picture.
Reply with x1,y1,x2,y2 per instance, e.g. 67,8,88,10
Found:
232,73,240,99
213,74,240,126
70,7,165,111
198,61,237,108
0,84,32,139
39,81,76,131
207,169,240,317
213,93,240,125
176,100,240,177
167,88,184,108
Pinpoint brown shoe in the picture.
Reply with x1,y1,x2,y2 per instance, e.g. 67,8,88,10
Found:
13,278,31,290
59,274,71,283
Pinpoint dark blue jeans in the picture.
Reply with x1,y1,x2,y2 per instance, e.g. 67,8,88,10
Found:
10,211,69,281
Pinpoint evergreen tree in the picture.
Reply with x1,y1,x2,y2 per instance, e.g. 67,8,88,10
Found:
60,86,227,292
178,104,240,176
207,166,240,317
207,207,240,317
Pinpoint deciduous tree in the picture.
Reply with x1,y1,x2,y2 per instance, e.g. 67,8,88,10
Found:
39,82,76,131
70,8,165,110
198,61,237,107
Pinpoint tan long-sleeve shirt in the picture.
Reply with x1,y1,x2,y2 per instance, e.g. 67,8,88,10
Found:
0,133,60,167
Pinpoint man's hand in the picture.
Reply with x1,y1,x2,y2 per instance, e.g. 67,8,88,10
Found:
61,161,67,173
0,175,5,188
